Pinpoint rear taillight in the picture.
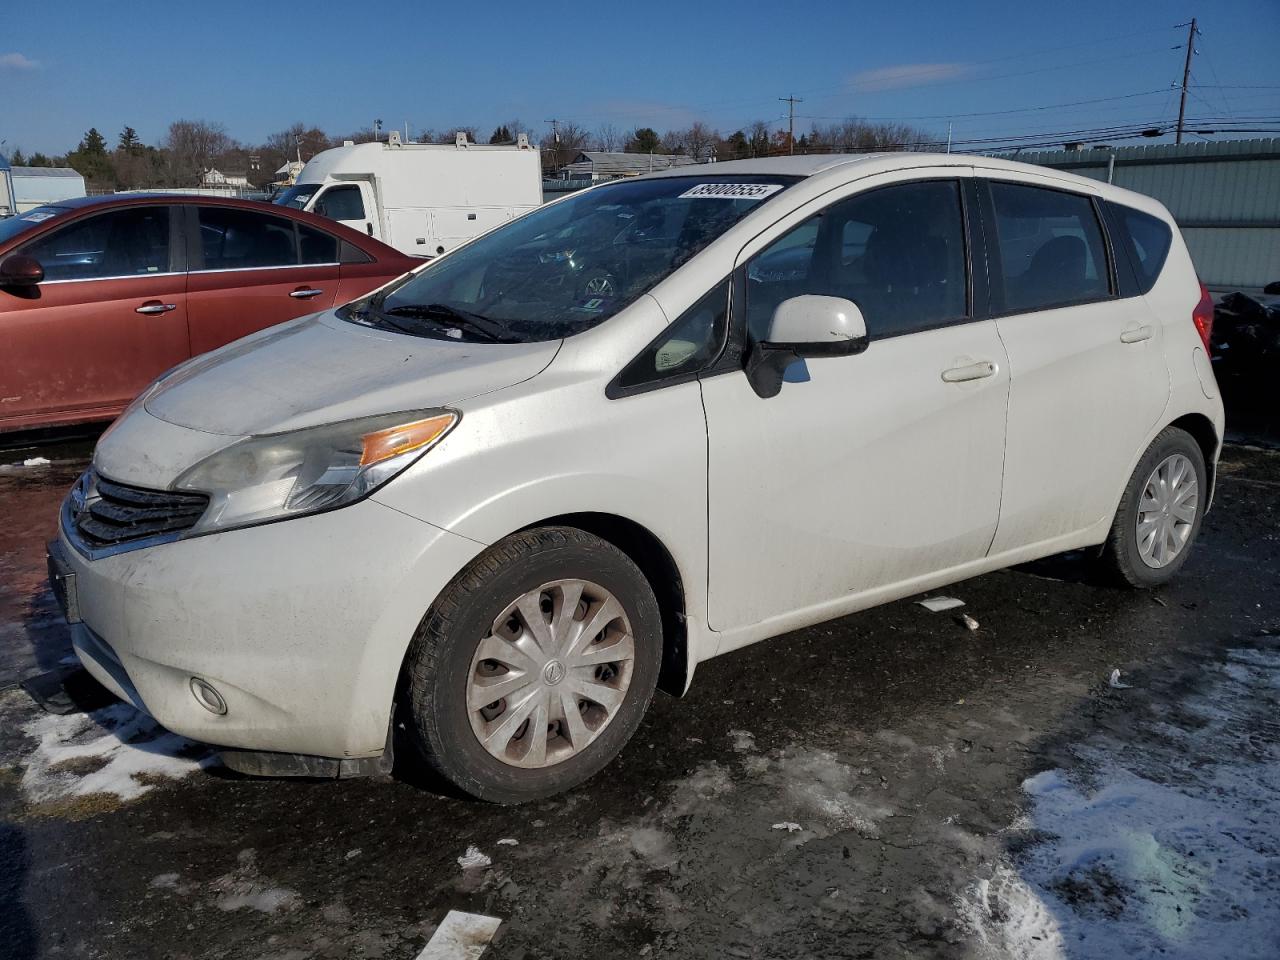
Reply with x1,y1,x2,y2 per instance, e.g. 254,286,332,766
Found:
1192,281,1214,353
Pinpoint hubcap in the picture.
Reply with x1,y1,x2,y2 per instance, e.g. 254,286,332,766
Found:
584,275,615,296
1136,453,1198,569
467,579,635,768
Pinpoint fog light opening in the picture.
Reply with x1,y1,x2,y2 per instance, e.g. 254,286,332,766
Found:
190,677,228,716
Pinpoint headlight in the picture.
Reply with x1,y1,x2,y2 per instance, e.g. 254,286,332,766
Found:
174,409,458,535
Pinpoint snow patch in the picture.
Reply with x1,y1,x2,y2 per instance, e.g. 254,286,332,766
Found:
955,864,1066,960
20,703,208,804
457,845,491,870
962,645,1280,960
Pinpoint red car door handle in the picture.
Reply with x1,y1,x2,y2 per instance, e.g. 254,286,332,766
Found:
136,301,177,315
290,287,325,299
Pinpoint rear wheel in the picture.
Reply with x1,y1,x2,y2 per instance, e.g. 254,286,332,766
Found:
402,527,661,803
1099,426,1207,588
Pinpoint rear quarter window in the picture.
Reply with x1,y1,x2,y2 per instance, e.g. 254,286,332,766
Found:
1107,202,1173,295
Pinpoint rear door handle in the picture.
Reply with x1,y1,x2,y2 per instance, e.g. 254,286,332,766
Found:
941,360,998,383
289,288,325,299
1121,324,1154,343
135,301,176,315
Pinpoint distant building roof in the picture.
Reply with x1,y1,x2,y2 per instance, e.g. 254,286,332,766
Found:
563,151,701,177
12,166,83,178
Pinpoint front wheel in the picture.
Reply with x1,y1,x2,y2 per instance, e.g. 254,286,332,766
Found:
402,527,662,803
1099,426,1208,588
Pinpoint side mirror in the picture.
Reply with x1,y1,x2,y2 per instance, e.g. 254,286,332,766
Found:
746,295,869,398
0,254,44,288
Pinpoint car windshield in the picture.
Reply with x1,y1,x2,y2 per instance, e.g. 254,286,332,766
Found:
273,184,322,210
341,175,799,342
0,206,66,245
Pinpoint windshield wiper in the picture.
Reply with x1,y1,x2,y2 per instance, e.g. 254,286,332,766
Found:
382,303,518,342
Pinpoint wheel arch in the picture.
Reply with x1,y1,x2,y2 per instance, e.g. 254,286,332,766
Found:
1167,411,1220,507
517,512,691,697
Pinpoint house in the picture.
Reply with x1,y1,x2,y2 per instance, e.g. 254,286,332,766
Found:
201,167,253,189
272,160,305,187
559,151,701,182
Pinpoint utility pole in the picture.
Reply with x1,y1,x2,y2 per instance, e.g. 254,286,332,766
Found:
779,95,803,155
544,118,561,144
1175,18,1198,145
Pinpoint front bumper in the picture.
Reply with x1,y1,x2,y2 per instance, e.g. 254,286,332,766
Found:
54,495,483,760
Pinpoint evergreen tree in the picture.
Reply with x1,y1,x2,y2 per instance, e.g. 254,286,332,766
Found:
118,126,141,152
80,127,108,156
628,127,661,154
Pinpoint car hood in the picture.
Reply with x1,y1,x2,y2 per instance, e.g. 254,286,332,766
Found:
143,311,561,436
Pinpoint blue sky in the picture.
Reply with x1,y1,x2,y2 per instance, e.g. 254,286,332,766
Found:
2,0,1277,155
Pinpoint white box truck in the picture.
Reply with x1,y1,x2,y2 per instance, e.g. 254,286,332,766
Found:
273,132,542,257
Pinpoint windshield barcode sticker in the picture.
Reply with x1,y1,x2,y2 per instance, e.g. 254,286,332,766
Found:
678,183,784,201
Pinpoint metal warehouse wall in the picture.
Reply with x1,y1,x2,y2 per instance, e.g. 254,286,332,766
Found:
998,139,1280,292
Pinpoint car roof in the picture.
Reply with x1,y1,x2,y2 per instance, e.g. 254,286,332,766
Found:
637,154,883,180
18,193,414,260
637,151,1128,200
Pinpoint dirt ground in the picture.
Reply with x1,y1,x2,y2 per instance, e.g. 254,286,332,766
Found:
0,433,1277,960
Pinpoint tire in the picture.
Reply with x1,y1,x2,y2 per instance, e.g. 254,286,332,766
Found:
1099,426,1207,589
402,526,662,803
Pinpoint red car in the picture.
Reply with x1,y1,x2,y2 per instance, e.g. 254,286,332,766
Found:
0,194,419,433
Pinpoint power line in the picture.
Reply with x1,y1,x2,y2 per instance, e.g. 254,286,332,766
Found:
795,88,1172,124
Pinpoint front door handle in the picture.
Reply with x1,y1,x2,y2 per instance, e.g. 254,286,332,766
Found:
289,287,325,299
365,223,374,236
135,301,176,315
1121,324,1154,344
941,360,997,383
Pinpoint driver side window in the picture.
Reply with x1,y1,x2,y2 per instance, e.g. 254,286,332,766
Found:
745,180,968,341
20,207,171,282
315,185,365,221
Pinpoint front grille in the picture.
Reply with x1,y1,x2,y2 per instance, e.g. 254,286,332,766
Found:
71,471,209,551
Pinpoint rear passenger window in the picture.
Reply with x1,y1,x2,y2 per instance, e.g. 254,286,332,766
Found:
746,180,968,341
989,183,1110,313
1112,204,1172,294
198,207,300,270
298,223,339,264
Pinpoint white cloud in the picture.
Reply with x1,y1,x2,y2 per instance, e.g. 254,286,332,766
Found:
0,52,40,70
852,62,972,91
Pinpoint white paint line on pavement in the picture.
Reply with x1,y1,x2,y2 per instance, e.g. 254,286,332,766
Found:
416,910,503,960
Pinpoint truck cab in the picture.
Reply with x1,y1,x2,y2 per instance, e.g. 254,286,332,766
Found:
274,132,542,258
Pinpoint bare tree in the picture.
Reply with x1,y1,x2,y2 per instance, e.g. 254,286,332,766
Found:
594,123,622,152
747,120,772,157
540,121,589,171
809,118,933,153
163,119,233,185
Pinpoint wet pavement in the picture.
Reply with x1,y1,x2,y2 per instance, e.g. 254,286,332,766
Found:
1,432,1278,959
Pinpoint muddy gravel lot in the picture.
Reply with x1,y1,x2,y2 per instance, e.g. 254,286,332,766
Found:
1,433,1277,960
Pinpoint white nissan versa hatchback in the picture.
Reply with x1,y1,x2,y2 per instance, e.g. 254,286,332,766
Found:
48,154,1223,802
